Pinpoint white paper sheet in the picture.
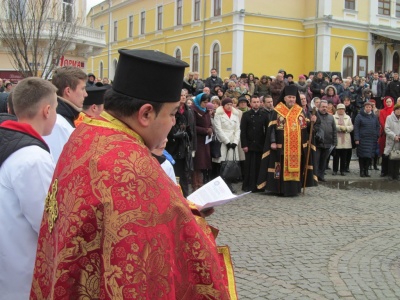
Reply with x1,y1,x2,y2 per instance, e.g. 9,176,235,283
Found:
205,134,213,144
187,176,251,209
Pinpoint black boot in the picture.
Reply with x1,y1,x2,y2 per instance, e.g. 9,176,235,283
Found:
364,158,371,177
373,155,379,170
359,159,365,177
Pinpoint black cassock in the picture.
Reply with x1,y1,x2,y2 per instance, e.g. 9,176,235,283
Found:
257,105,318,196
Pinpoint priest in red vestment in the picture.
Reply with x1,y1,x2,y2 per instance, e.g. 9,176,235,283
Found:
30,50,235,299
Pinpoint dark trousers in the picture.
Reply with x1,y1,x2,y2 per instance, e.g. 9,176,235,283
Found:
315,147,330,179
358,157,371,176
174,158,190,197
333,149,349,172
345,149,353,170
388,158,400,179
381,154,389,175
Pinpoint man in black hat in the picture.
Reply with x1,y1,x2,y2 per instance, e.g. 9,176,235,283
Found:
31,49,233,299
74,86,107,126
257,85,318,196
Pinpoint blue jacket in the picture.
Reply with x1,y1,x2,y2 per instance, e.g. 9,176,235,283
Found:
354,108,380,158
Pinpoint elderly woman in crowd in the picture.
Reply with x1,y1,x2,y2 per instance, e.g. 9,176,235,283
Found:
332,104,353,176
213,97,241,193
384,103,400,180
224,80,241,99
192,92,212,190
254,75,271,98
322,85,341,107
354,102,380,177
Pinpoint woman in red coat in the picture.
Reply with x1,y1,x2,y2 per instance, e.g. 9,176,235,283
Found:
379,96,394,176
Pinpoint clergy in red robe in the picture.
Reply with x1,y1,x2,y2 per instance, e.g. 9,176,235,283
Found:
30,50,234,299
257,85,318,196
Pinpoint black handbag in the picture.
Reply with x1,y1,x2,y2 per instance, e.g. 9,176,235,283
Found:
210,135,222,158
220,149,242,181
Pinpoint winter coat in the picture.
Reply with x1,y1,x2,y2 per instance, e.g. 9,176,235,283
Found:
254,83,271,98
368,79,384,97
354,109,380,158
333,112,353,149
384,112,400,156
315,111,337,148
205,76,224,95
310,78,328,98
192,105,212,170
270,79,285,105
240,109,269,152
386,79,400,99
295,82,307,94
213,106,240,163
322,85,341,107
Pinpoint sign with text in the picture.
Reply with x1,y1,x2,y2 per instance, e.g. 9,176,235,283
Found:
59,56,85,68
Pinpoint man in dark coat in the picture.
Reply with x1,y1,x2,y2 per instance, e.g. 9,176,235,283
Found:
240,95,269,192
204,68,223,96
369,72,385,109
166,89,196,197
386,72,400,100
354,102,380,177
314,100,337,182
257,85,317,196
310,72,328,99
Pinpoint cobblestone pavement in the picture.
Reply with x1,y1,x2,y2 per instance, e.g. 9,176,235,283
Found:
208,162,400,299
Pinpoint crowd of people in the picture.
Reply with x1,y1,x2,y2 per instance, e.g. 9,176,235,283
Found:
174,68,400,197
1,56,400,298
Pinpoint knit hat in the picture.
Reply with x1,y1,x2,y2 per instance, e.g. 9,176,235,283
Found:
221,97,233,106
298,75,306,79
238,96,249,104
337,103,345,110
206,102,214,110
394,103,400,111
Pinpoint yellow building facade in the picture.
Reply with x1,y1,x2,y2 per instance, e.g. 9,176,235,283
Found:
87,0,400,80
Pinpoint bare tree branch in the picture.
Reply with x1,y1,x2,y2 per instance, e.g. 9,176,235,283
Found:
0,0,81,79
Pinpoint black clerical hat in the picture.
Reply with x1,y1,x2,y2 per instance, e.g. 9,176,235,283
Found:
113,49,189,102
84,86,107,106
278,85,301,106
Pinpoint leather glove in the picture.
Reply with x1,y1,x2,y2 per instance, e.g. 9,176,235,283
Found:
226,143,232,149
231,143,237,149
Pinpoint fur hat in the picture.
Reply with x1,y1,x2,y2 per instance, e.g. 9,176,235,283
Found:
337,103,345,110
221,97,233,106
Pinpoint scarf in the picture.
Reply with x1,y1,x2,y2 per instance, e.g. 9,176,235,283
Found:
224,108,232,118
337,114,346,144
194,93,206,112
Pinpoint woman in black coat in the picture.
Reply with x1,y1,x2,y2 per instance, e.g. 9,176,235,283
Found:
354,102,380,177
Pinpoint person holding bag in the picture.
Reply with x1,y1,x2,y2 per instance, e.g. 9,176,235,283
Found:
384,102,400,180
213,97,241,193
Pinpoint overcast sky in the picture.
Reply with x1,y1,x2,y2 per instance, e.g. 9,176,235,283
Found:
86,0,104,14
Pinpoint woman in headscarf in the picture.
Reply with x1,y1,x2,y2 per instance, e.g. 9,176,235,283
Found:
191,93,212,190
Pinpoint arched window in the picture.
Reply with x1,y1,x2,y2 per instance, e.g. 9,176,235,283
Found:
212,43,220,74
342,47,354,78
393,52,399,73
110,58,118,80
175,48,181,60
192,46,199,72
99,62,103,79
375,49,383,72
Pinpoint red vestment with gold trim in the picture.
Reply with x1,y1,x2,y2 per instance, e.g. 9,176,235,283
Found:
30,112,234,300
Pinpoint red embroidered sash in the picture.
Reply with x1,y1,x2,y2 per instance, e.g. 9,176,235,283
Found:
274,103,303,181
